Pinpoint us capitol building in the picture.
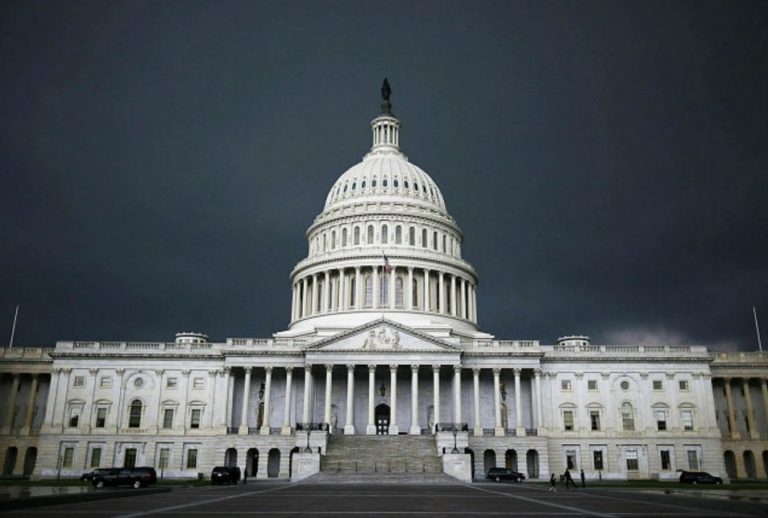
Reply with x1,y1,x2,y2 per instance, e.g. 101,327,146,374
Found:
2,83,767,483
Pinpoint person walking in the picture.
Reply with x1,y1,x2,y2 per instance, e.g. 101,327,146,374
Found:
243,469,248,485
580,468,585,488
548,472,557,492
564,468,573,489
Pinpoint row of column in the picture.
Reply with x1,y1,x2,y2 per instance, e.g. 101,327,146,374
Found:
0,373,42,436
234,365,541,435
718,377,768,439
291,266,477,322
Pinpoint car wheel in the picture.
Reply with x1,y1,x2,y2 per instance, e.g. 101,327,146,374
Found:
95,480,105,489
495,476,500,482
133,480,142,489
692,480,697,485
717,480,722,485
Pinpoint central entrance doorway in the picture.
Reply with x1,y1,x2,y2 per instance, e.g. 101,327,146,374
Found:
375,404,390,435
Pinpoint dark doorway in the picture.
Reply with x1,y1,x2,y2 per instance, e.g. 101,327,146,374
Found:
483,449,496,477
375,404,390,435
3,447,17,476
246,448,259,477
267,448,280,478
23,447,37,477
224,448,238,468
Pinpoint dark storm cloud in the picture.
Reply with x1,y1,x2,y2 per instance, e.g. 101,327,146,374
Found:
1,1,766,350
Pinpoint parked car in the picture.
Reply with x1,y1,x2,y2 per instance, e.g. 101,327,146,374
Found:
487,467,526,482
678,471,723,485
80,468,114,482
92,467,157,488
211,466,241,485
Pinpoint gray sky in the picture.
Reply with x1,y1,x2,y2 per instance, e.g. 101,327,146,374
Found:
1,1,766,350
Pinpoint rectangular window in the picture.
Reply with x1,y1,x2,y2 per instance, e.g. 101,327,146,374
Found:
653,380,663,390
660,450,671,470
193,377,204,389
166,378,178,388
593,450,604,471
626,450,638,471
566,450,577,470
62,447,74,468
681,410,694,431
99,377,112,388
190,409,201,429
563,410,574,431
561,380,572,391
687,450,699,470
158,448,170,470
656,409,667,431
588,380,598,391
163,409,174,429
590,410,601,431
124,448,137,468
679,380,690,391
73,376,85,387
90,448,102,468
186,449,198,469
95,408,107,428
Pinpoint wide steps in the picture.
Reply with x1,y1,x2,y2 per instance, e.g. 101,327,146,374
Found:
320,435,443,474
306,471,459,485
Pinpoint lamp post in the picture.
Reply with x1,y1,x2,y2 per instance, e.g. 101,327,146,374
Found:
452,429,459,454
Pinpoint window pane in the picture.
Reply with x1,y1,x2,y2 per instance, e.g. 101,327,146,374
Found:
187,449,198,469
191,409,201,429
129,401,142,428
163,409,174,429
63,447,74,467
90,448,102,468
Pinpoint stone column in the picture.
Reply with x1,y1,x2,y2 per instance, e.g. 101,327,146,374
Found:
743,378,757,438
281,368,293,435
472,368,482,435
451,275,457,316
224,368,234,429
389,365,399,434
311,274,319,315
345,365,355,435
19,374,39,435
453,366,462,425
324,365,333,431
534,369,543,432
424,269,430,311
460,278,467,319
493,368,503,435
373,266,380,309
355,267,362,310
302,366,312,424
323,271,331,313
438,271,445,314
389,266,396,309
2,374,19,433
338,268,346,311
723,378,739,439
410,365,420,435
367,365,376,434
260,367,273,435
514,368,524,436
762,379,768,430
239,367,252,434
407,267,414,310
432,365,441,433
291,284,298,321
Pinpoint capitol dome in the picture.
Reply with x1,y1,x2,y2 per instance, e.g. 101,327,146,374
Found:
285,80,481,337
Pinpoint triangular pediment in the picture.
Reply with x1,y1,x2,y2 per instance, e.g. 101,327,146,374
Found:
304,318,460,353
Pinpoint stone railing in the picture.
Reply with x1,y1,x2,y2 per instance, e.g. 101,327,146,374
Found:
551,344,707,354
0,347,52,361
473,340,540,349
60,341,218,354
712,351,768,363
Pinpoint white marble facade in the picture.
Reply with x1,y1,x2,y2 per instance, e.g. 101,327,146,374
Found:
1,89,767,482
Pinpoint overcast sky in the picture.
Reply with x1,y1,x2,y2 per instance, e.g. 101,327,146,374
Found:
1,1,766,350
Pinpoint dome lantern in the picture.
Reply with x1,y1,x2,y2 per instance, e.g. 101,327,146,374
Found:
369,78,401,156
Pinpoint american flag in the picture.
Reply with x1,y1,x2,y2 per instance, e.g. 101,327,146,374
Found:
383,253,392,273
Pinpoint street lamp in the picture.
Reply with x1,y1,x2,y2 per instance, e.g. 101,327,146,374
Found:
500,383,507,402
258,382,265,401
451,429,459,454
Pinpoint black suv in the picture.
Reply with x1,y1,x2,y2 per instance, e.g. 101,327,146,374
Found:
211,466,241,485
92,467,158,488
487,467,526,482
81,468,114,482
679,471,723,485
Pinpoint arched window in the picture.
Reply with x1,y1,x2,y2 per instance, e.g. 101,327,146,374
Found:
354,227,360,245
331,230,336,250
380,274,389,306
442,234,447,252
621,403,635,431
395,225,402,244
364,276,373,307
342,228,348,247
367,225,374,244
409,227,415,246
381,225,388,244
422,229,427,248
129,400,142,428
395,277,404,308
433,231,438,250
322,233,327,252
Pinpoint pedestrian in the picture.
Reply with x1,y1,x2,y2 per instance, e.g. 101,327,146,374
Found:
243,469,248,485
564,468,573,489
580,468,585,488
548,472,557,492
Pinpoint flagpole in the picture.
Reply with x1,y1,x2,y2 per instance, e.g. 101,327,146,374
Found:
754,306,763,353
9,305,19,348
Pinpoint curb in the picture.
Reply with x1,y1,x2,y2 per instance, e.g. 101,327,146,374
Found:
0,486,172,511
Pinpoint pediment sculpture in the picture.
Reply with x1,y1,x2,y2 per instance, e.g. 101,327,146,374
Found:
361,326,401,350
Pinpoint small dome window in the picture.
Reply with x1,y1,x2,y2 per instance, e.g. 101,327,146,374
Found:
372,178,378,188
352,182,356,190
362,180,366,189
343,184,348,193
394,179,399,188
383,178,388,188
404,180,409,189
414,182,419,192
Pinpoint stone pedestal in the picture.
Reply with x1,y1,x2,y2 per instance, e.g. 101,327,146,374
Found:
344,425,356,435
291,452,320,482
443,453,472,483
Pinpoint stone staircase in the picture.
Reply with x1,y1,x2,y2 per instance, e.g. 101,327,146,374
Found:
319,434,444,476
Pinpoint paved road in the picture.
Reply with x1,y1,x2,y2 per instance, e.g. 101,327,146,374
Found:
4,481,767,517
